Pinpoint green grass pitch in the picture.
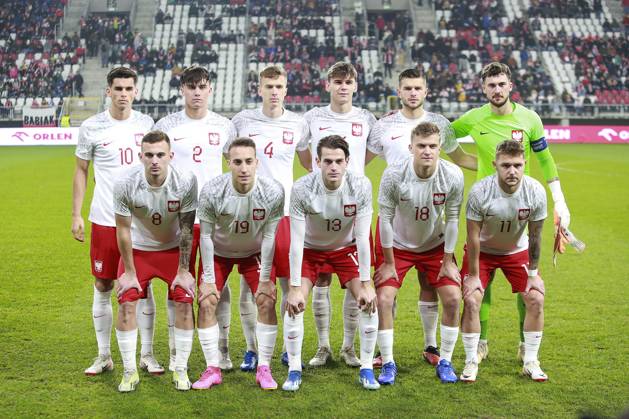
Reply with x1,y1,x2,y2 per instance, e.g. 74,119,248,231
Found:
0,144,627,418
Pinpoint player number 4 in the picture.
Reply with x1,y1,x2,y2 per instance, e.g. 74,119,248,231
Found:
264,142,273,159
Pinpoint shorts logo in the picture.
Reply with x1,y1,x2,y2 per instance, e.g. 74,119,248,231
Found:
512,130,524,142
352,123,362,137
344,204,357,217
94,260,103,273
253,208,266,220
282,131,294,144
208,133,220,145
134,133,144,146
168,200,180,212
433,193,446,205
518,208,531,220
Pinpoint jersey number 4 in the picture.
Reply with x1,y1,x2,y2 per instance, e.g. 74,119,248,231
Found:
264,142,274,159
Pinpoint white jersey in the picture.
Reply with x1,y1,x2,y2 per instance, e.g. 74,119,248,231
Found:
154,110,236,198
368,110,459,164
466,175,547,255
379,158,464,252
231,108,309,215
197,174,284,258
75,109,154,227
303,105,377,175
113,165,198,251
290,171,372,251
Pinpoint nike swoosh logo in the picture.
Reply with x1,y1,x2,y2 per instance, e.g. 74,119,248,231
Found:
486,213,495,217
222,325,230,329
287,335,298,340
391,135,402,140
141,312,154,316
480,131,489,135
102,142,112,147
135,205,146,208
400,198,410,201
319,126,331,131
365,329,376,334
249,133,260,137
173,137,185,141
93,314,106,319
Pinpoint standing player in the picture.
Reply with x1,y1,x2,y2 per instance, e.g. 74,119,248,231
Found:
374,122,464,385
368,68,475,366
282,136,379,391
72,67,159,376
452,62,571,361
231,65,311,370
113,131,198,392
459,140,548,382
302,62,377,367
193,138,284,390
154,65,237,371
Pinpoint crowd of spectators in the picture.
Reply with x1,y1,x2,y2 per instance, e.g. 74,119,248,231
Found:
527,0,603,18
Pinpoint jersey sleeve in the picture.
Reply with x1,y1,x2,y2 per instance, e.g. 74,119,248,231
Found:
367,120,384,155
356,177,373,217
365,111,379,154
451,109,475,139
437,115,459,154
180,174,198,212
377,168,398,210
445,168,464,221
528,111,559,181
295,119,310,151
289,181,307,220
465,183,485,221
75,124,94,160
222,120,238,154
113,179,131,217
197,182,217,223
530,181,548,222
269,182,285,222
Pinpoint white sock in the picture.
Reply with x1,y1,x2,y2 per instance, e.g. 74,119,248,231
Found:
462,332,480,363
312,285,331,348
342,290,359,349
136,283,156,356
92,286,112,357
523,331,543,364
174,327,193,370
283,311,304,372
256,322,278,367
216,283,231,354
198,324,219,367
167,299,176,355
116,328,137,371
440,324,459,362
377,329,394,364
279,279,289,352
419,301,439,349
359,309,379,370
239,276,257,352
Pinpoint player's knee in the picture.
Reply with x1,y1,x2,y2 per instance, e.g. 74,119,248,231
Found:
524,292,544,314
175,301,193,322
118,302,136,325
199,296,218,314
441,292,461,315
463,293,482,313
376,289,395,312
255,293,275,315
94,278,114,292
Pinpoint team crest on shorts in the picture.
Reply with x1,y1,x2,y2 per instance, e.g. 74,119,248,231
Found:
208,133,220,145
518,208,531,220
168,200,180,212
433,193,446,205
344,204,357,217
253,208,266,220
134,133,144,146
94,260,103,273
283,131,294,144
352,123,362,137
512,130,524,142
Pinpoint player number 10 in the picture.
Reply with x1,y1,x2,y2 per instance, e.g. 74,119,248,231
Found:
118,147,134,165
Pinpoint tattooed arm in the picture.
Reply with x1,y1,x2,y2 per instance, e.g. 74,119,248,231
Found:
170,210,197,297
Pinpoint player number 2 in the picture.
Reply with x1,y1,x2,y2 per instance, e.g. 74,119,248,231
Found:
326,218,342,231
233,220,250,233
500,220,512,233
415,206,430,221
264,142,274,158
151,213,162,225
193,146,202,163
118,147,134,165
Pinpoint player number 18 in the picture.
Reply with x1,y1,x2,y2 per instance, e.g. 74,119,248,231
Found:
415,206,430,221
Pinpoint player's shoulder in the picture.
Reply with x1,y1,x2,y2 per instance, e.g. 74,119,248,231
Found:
154,110,185,130
206,109,231,125
456,103,491,124
202,171,230,192
292,171,319,194
81,110,110,130
303,105,326,120
116,164,144,189
346,170,372,191
382,158,407,179
282,108,306,123
130,110,154,127
521,174,545,193
469,174,495,196
438,158,464,179
353,106,376,122
514,103,543,125
170,164,197,185
255,175,285,201
425,111,450,126
231,108,257,122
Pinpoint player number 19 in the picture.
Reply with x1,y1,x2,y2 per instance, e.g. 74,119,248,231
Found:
233,220,250,233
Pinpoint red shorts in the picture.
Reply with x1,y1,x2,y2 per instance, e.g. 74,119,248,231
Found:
189,224,201,277
117,247,193,304
273,216,290,278
375,244,459,289
460,249,530,293
319,232,375,275
90,223,120,280
198,253,275,294
302,245,361,288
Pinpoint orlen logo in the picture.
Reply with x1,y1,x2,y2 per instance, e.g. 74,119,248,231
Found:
598,128,629,142
11,131,73,142
543,128,571,141
11,131,29,142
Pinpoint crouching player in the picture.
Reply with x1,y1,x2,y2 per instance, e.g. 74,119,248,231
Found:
194,138,285,390
113,131,198,392
283,135,379,391
375,122,464,384
460,140,548,382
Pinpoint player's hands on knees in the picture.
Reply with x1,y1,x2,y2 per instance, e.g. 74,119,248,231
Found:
525,275,545,296
286,286,305,318
373,262,398,287
438,260,461,286
171,268,196,298
462,275,484,299
198,282,219,304
116,271,142,298
255,280,276,303
357,282,377,314
71,215,85,242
